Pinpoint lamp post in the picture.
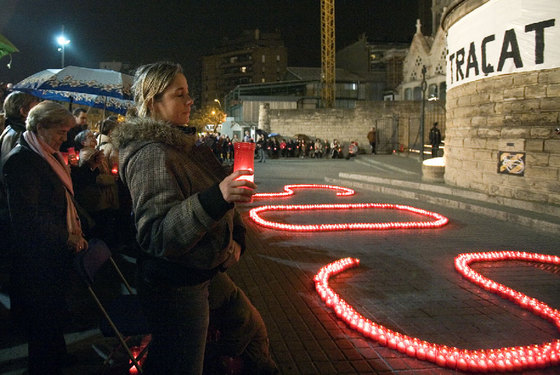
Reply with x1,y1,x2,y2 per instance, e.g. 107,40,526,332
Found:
419,65,427,161
213,99,226,133
57,25,70,68
214,98,223,113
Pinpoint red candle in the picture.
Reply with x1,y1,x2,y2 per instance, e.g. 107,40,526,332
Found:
233,142,255,202
233,142,255,182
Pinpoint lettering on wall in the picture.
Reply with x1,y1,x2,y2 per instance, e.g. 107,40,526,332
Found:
447,0,560,89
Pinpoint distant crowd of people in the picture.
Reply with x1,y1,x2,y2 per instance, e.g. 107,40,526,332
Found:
199,130,362,163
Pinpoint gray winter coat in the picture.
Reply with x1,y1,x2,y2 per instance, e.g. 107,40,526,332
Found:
113,117,244,273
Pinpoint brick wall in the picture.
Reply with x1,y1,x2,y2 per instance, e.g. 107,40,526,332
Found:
445,69,560,205
267,101,421,152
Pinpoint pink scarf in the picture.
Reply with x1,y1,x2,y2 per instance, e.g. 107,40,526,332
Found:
23,130,82,238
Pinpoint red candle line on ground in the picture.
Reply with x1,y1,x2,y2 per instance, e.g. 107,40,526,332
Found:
314,253,560,372
253,184,355,199
249,202,449,231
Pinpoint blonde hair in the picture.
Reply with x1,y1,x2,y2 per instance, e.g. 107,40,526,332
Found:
131,62,183,118
26,101,74,132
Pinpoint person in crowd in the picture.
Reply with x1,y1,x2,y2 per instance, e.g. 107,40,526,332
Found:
298,139,306,158
331,139,342,159
314,138,324,158
271,137,280,158
323,139,331,158
96,117,120,171
290,139,298,157
72,129,119,243
112,61,277,375
0,91,40,165
279,138,286,157
224,135,233,163
346,141,359,159
256,134,266,163
2,101,88,374
243,130,251,142
0,91,40,260
73,107,89,131
367,126,377,154
60,107,88,153
429,122,442,157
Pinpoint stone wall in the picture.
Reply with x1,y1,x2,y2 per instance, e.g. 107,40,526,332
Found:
445,69,560,205
267,101,421,153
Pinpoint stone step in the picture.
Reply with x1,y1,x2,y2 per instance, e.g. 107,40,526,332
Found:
326,173,560,234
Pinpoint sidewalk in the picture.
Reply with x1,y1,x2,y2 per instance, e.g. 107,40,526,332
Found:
0,154,558,374
331,154,560,235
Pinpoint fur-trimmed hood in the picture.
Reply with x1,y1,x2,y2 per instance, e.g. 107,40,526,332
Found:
112,116,195,151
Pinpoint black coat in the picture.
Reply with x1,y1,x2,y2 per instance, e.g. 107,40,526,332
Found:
0,117,26,168
2,134,72,325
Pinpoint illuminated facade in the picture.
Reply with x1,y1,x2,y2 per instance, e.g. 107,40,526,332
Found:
336,34,408,101
201,29,287,107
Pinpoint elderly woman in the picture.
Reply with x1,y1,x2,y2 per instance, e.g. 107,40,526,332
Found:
113,61,276,374
2,101,88,374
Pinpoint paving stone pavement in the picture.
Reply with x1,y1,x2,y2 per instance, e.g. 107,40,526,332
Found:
231,155,560,374
0,154,558,374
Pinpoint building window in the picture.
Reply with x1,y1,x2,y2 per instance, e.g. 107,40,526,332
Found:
262,78,266,83
428,84,438,98
262,55,266,63
413,86,422,101
276,55,280,61
404,88,412,100
241,66,247,73
230,56,238,63
439,82,447,101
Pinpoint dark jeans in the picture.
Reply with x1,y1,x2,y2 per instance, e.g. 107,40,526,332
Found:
138,275,210,375
431,145,440,157
208,272,273,366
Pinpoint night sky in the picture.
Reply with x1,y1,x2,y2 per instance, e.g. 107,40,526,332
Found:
0,0,419,97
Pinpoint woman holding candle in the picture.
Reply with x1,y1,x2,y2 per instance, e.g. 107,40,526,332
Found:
113,61,276,374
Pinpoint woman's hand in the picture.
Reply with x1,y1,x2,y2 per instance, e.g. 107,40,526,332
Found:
68,233,88,253
219,170,257,203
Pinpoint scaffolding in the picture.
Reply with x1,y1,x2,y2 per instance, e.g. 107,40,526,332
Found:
321,0,335,108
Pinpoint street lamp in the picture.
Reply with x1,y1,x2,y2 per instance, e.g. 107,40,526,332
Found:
214,98,223,111
56,26,70,68
419,65,427,161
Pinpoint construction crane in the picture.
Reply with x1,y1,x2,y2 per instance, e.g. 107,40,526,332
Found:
320,0,335,108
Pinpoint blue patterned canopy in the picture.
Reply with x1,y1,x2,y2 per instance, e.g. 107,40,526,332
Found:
14,67,134,115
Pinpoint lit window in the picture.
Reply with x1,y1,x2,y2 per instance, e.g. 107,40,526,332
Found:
241,66,247,73
262,55,265,63
262,78,266,82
